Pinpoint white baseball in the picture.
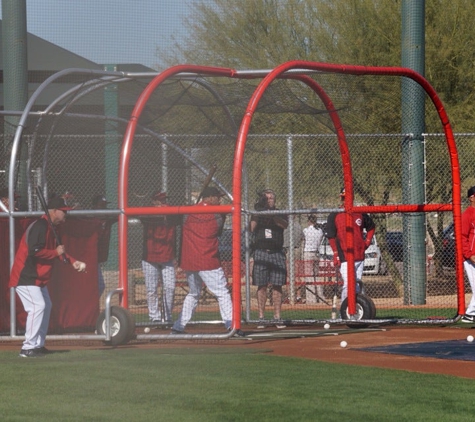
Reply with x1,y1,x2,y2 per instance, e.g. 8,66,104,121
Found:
467,335,474,342
324,323,330,330
340,340,347,348
74,261,86,272
144,327,151,333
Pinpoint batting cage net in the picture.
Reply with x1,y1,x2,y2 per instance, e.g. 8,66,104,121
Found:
0,62,471,341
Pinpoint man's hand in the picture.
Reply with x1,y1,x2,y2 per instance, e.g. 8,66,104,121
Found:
73,261,87,272
333,255,340,267
56,245,65,256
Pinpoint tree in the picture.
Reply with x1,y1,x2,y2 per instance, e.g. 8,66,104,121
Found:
162,0,475,132
162,1,401,69
158,0,475,273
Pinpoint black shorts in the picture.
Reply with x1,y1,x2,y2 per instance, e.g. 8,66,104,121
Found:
252,249,287,286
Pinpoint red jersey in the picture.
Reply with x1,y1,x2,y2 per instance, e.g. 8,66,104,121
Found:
180,203,225,271
461,206,475,259
141,215,177,263
326,211,375,262
9,216,76,288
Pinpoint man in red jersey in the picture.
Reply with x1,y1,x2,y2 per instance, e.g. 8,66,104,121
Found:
172,186,233,334
140,191,179,325
9,196,86,358
461,186,475,323
326,188,375,302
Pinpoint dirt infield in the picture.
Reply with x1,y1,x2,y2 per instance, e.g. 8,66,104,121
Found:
136,324,475,379
2,325,474,379
240,325,475,379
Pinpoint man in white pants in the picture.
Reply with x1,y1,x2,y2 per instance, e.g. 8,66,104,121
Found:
140,191,179,325
302,214,325,303
9,196,86,358
461,186,475,323
172,187,237,335
326,188,375,302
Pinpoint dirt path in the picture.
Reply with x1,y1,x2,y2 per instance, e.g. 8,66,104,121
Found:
2,325,474,379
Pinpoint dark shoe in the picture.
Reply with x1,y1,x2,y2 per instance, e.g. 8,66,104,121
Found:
160,321,173,330
36,347,53,354
171,329,186,335
461,314,475,323
19,349,45,358
233,329,245,337
257,319,266,329
273,319,286,329
227,328,245,337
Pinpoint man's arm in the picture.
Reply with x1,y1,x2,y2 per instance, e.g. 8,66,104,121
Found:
28,219,83,268
273,215,288,229
462,212,473,260
216,213,227,237
363,214,376,248
325,213,340,266
28,219,58,260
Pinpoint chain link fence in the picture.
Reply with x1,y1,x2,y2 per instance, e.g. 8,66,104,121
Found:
1,69,470,336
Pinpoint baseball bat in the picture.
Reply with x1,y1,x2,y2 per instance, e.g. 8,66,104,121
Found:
36,186,69,264
195,164,218,204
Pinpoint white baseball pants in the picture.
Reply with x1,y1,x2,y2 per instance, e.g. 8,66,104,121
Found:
15,285,52,350
142,260,176,322
339,260,364,302
463,260,475,315
173,267,232,331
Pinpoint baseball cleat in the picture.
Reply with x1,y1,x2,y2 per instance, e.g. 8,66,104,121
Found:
171,329,186,335
19,349,45,358
461,314,475,323
36,346,54,354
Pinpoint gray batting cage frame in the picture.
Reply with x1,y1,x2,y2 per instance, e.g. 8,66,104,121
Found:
0,61,465,345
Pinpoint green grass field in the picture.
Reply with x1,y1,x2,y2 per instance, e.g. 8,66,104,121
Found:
0,346,472,421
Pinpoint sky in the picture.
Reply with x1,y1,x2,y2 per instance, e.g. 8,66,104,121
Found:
2,0,197,69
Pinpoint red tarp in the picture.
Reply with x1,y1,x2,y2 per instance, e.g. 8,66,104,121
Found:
0,217,103,333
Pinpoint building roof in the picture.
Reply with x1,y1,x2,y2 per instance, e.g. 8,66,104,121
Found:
0,20,156,72
0,20,101,71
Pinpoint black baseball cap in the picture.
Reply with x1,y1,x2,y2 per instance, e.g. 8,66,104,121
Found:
92,194,110,207
201,187,225,198
468,186,475,198
47,196,72,211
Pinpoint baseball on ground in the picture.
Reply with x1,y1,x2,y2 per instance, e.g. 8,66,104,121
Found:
467,335,474,342
340,340,348,348
144,327,151,333
324,323,330,330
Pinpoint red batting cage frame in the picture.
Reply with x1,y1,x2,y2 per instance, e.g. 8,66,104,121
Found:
2,61,465,344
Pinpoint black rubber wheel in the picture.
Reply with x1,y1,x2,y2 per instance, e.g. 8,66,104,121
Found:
340,294,376,329
96,306,136,345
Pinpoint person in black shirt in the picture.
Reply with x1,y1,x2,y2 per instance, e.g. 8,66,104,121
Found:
250,189,288,328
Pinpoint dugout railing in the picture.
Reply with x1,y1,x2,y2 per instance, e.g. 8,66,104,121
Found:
0,61,467,344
